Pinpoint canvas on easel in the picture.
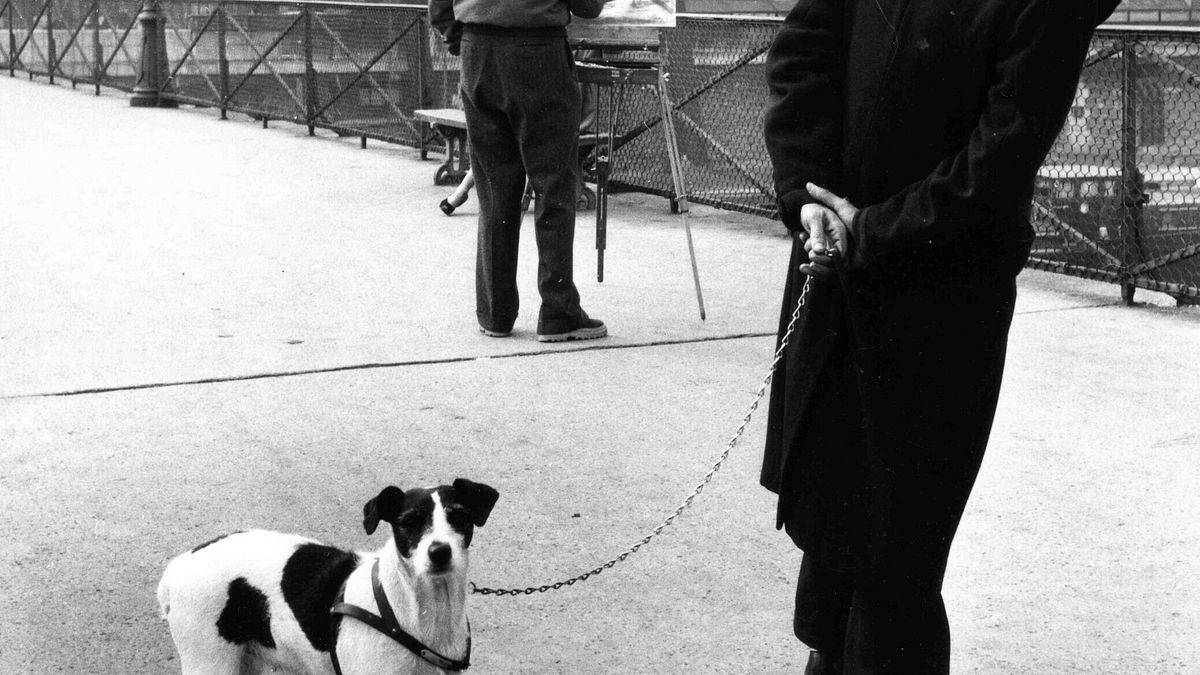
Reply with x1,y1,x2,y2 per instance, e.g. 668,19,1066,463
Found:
569,0,675,49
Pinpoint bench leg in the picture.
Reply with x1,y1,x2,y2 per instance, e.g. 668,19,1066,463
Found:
434,128,470,186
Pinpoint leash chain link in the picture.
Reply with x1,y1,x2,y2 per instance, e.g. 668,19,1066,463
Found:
472,275,812,597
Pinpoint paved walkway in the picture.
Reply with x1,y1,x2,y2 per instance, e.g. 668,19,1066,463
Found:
1,74,1198,673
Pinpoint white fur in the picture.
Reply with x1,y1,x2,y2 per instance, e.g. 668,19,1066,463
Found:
158,492,472,675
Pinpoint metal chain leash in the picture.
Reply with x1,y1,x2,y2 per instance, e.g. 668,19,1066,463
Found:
472,275,812,597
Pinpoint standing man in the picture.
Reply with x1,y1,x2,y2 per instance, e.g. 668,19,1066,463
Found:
761,1,1119,673
430,0,609,342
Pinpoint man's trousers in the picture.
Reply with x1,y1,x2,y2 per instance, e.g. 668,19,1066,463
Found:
459,26,584,335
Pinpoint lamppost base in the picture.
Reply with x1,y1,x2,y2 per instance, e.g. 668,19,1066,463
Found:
129,90,160,107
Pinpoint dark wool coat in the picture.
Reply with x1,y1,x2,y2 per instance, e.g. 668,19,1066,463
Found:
761,0,1118,578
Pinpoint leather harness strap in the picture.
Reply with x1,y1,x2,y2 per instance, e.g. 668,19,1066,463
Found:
329,559,472,673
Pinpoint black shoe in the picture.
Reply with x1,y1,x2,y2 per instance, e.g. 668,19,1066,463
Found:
537,315,607,342
805,650,842,675
478,325,511,338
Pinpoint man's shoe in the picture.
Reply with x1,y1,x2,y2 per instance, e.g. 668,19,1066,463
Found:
479,326,511,338
537,316,607,342
804,650,842,675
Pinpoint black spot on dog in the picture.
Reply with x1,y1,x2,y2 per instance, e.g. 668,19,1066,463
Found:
191,531,243,554
281,543,360,653
436,481,499,549
216,577,275,648
390,489,435,558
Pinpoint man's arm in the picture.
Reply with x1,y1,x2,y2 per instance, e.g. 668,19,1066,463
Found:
428,0,462,55
846,0,1104,270
762,0,845,234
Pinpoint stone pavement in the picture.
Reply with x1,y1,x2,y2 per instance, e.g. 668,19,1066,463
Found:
1,74,1198,673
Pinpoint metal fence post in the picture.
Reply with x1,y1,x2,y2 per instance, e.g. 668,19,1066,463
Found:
1120,39,1141,305
46,0,55,84
217,1,228,118
91,1,101,95
7,0,14,77
416,14,427,109
304,4,315,135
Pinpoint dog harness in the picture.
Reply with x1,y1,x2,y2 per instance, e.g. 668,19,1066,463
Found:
330,559,472,673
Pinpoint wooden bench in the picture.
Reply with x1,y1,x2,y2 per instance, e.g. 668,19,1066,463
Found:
414,107,603,210
414,108,470,186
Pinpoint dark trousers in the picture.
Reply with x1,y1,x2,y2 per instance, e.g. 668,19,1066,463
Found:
787,341,955,674
794,555,952,674
459,27,583,335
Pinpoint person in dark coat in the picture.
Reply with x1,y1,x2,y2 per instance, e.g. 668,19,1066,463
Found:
760,1,1119,673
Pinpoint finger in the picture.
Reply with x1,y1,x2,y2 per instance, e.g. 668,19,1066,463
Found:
806,182,847,211
831,228,848,257
821,227,842,258
805,250,837,266
808,247,837,263
808,211,831,255
809,212,847,258
799,261,836,277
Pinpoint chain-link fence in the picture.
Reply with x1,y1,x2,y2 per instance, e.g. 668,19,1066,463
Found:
1,0,141,91
154,1,454,146
1025,27,1200,303
3,5,1197,302
590,16,779,217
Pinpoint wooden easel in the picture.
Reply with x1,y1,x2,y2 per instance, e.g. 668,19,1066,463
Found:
576,59,706,321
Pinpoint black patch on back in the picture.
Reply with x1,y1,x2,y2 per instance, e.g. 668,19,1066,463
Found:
191,531,243,554
281,542,360,653
216,577,275,649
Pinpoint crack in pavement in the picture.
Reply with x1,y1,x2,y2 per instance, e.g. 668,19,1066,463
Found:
1,301,1142,400
2,333,775,400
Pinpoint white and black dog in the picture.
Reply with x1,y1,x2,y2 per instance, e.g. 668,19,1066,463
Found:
157,479,499,674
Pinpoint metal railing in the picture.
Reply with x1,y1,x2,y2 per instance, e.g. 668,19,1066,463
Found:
1,0,141,92
151,0,456,144
2,2,1197,303
1027,27,1200,304
1107,9,1200,25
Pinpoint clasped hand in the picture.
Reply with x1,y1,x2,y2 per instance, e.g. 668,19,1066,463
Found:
796,182,858,277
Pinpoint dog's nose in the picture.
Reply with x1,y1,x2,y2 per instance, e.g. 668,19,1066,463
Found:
428,542,452,569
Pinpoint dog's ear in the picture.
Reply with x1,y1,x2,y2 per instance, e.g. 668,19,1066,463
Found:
452,478,500,527
363,486,406,535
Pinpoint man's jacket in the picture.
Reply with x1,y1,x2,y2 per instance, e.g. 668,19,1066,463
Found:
429,0,606,54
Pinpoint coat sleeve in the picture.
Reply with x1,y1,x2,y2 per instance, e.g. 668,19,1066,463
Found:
762,0,845,233
846,0,1103,271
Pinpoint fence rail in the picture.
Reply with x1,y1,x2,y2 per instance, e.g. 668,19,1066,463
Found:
2,1,1197,303
1107,9,1200,25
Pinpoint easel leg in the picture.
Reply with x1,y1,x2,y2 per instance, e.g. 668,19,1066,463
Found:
657,75,706,321
596,82,618,283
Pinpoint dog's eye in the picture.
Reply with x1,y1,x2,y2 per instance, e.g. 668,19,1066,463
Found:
398,511,427,532
444,506,473,530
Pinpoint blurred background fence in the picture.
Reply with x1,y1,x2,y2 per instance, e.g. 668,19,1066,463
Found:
1,1,1197,303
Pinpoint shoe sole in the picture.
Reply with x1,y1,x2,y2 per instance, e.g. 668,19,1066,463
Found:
479,327,511,338
536,326,608,343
